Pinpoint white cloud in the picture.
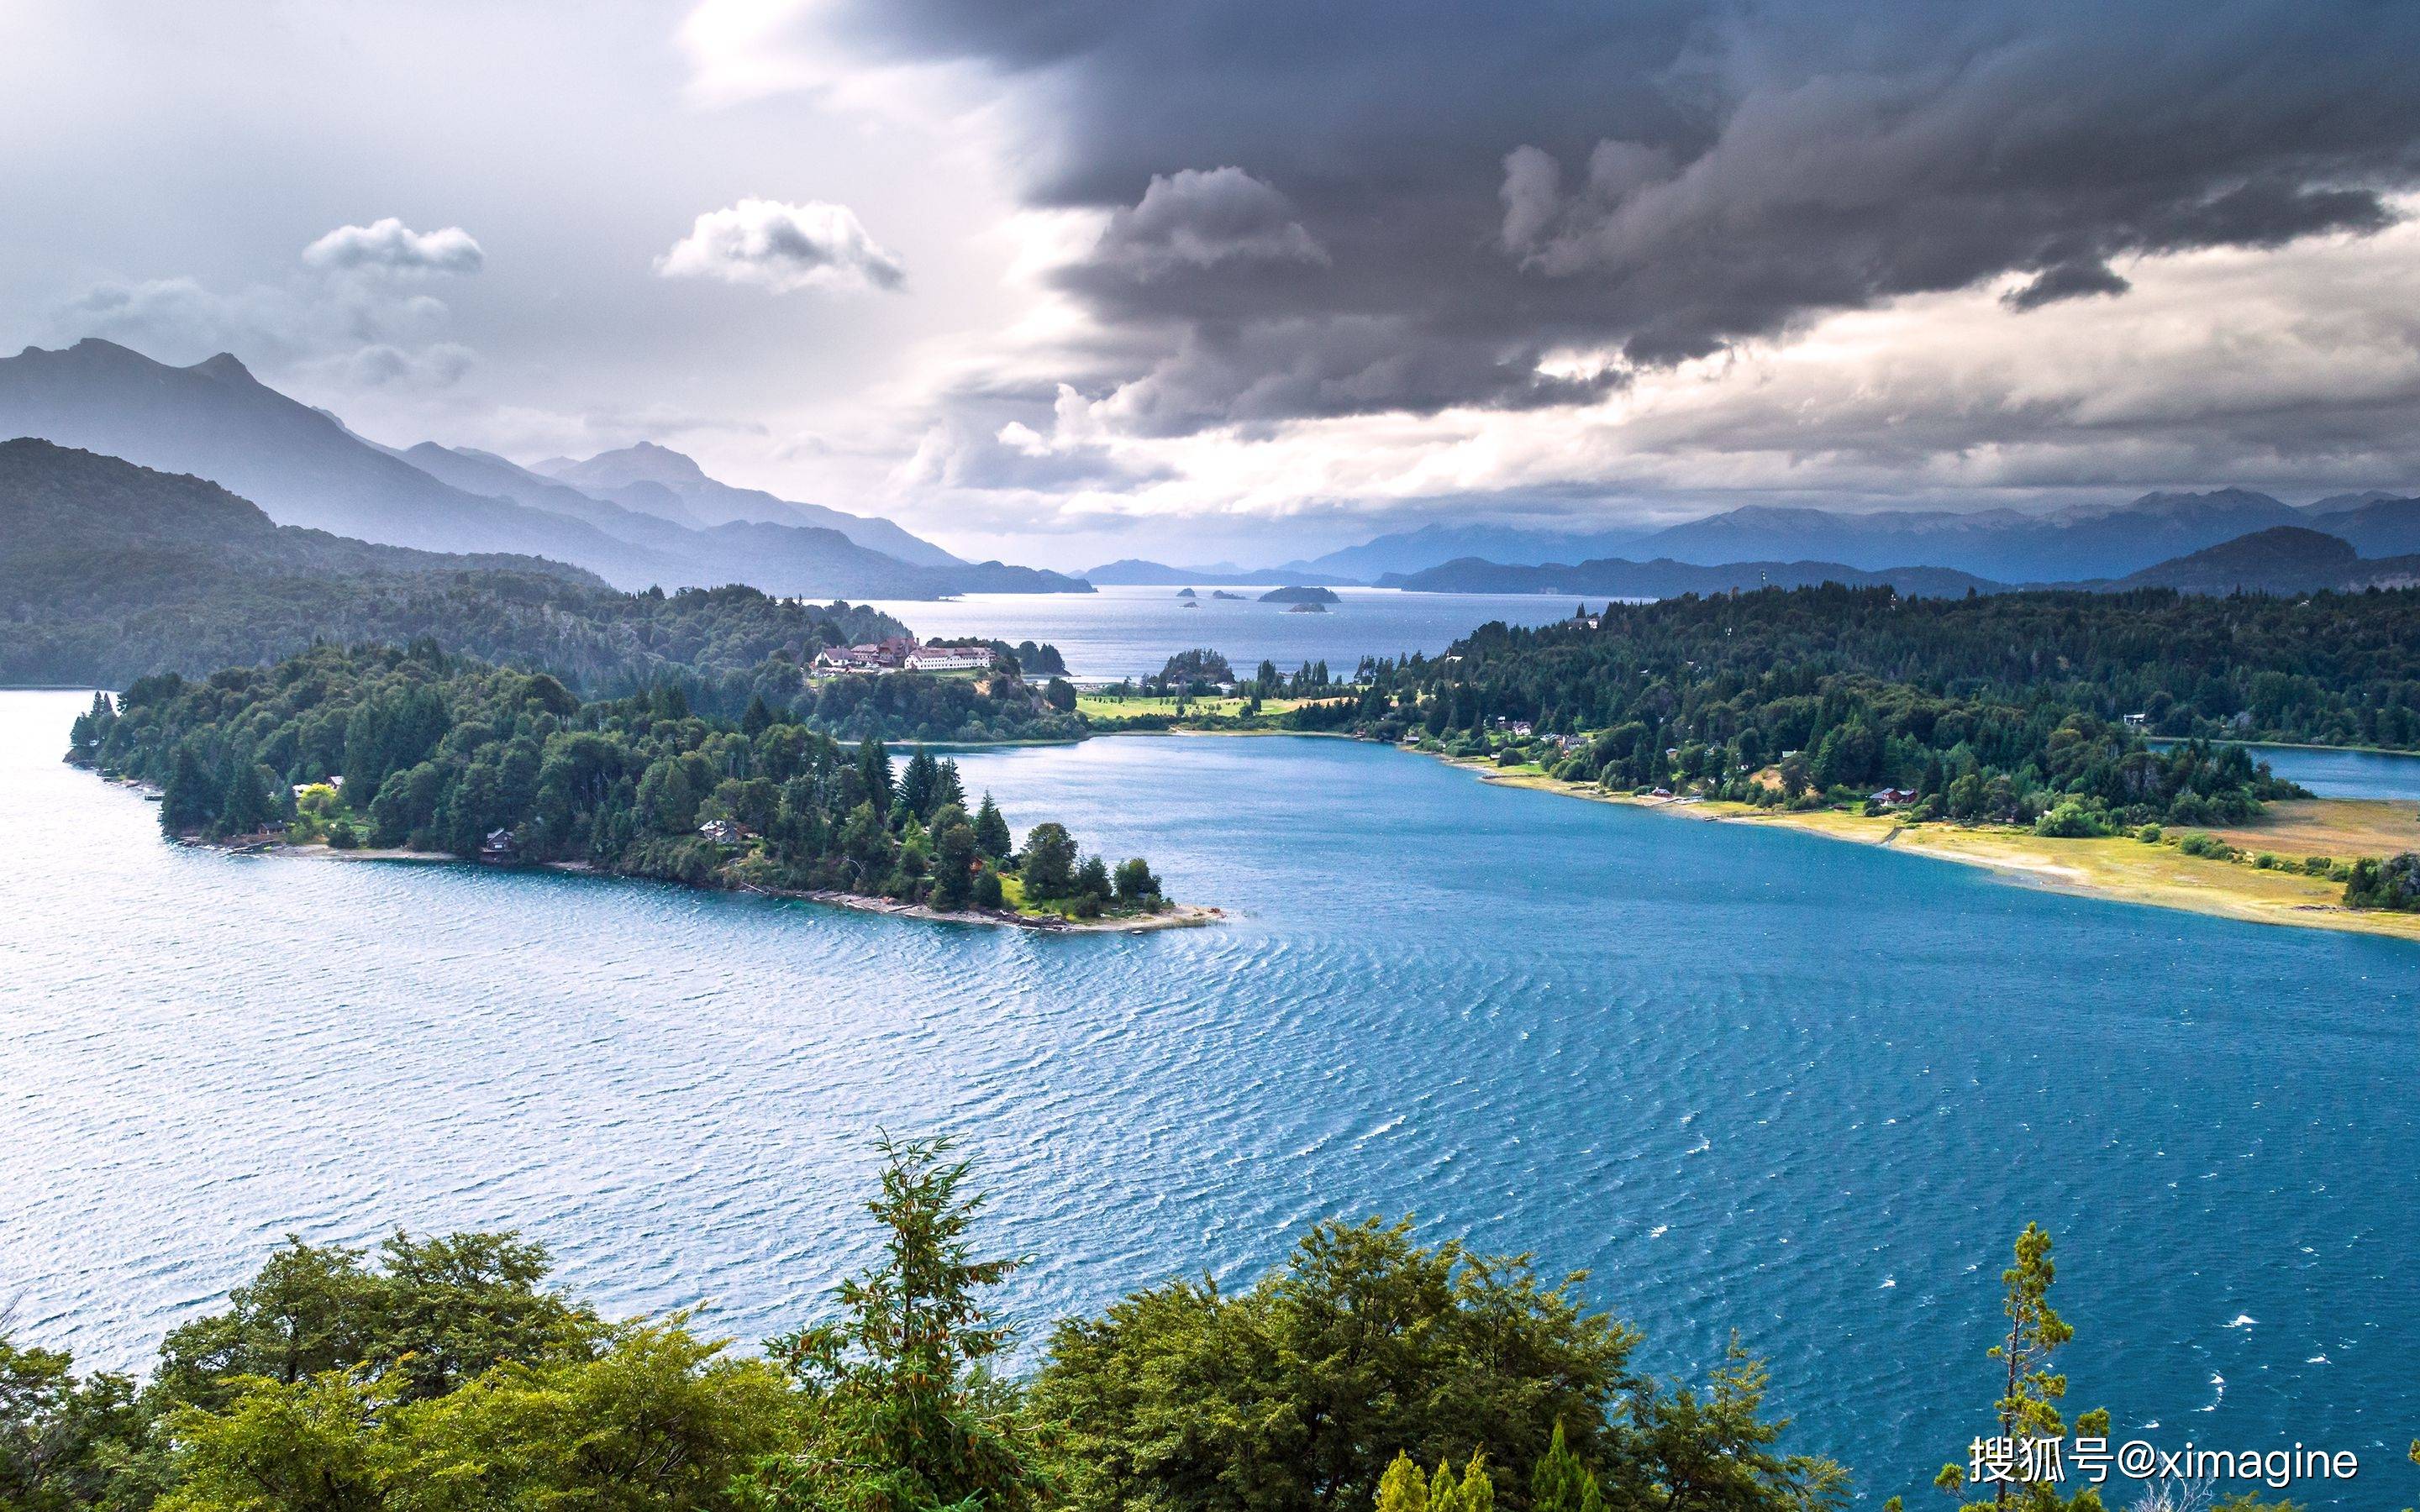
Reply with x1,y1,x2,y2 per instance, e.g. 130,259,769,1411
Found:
655,198,905,294
301,218,485,275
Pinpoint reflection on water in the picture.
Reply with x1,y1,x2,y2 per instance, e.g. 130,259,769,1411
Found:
2,692,2413,1504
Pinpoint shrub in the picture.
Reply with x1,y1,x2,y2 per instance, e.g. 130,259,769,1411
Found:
2136,824,2162,843
2033,801,2106,838
2303,855,2334,875
2177,832,2235,861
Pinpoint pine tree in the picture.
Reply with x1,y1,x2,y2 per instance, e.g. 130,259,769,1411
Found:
1531,1424,1604,1512
744,1135,1043,1512
973,794,1013,858
855,737,894,813
1376,1453,1429,1512
160,744,214,835
741,694,776,737
1936,1223,2107,1510
899,748,939,818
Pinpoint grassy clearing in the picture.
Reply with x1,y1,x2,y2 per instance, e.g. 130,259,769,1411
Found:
2208,798,2420,862
1076,693,1312,719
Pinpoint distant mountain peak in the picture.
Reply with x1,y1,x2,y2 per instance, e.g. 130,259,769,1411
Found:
189,352,258,384
558,440,708,487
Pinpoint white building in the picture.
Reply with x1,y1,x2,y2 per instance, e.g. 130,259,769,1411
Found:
904,645,995,673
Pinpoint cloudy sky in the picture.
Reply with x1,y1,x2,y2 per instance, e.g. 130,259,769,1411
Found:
9,0,2420,568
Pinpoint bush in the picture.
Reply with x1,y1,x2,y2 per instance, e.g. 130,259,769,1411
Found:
2252,853,2280,869
2303,855,2334,875
2177,832,2235,861
2136,824,2162,843
2033,801,2107,838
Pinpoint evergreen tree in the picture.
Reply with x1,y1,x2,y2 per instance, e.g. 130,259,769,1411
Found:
1530,1422,1605,1512
856,737,895,813
744,1135,1043,1512
900,748,939,818
973,795,1013,859
1935,1224,2107,1511
160,743,215,835
741,694,776,737
1377,1453,1430,1512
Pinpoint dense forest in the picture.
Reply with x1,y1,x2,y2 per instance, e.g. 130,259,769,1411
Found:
66,644,1165,922
1259,586,2420,832
8,1137,2263,1512
1346,585,2420,751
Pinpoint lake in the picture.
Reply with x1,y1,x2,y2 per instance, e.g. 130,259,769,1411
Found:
864,585,1582,680
3,689,2416,1505
2233,743,2420,802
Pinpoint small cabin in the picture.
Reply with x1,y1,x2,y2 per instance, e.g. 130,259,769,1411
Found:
481,827,518,859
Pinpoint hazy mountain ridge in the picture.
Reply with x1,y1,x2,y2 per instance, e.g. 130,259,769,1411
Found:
542,442,965,567
0,339,1083,599
1084,559,1362,587
2105,525,2420,595
0,438,909,687
0,437,603,588
1388,525,2420,600
1304,488,2420,585
1386,554,2004,598
0,339,668,582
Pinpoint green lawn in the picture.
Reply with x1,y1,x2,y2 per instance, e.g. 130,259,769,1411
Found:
1076,693,1307,720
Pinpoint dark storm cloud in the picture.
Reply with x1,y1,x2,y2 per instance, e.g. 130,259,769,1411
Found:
808,0,2420,425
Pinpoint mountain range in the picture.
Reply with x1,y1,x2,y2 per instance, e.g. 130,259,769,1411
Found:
1270,489,2420,586
1385,524,2420,599
0,339,1085,600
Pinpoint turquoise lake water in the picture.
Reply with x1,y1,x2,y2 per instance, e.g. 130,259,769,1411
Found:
3,689,2416,1504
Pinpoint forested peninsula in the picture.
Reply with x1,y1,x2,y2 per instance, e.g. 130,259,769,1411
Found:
66,645,1192,931
1151,585,2420,930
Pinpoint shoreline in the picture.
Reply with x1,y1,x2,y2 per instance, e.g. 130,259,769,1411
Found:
1420,747,2420,942
266,838,1223,934
96,775,1218,937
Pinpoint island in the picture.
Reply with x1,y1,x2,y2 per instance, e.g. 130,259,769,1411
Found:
66,647,1213,932
1286,601,1329,613
1258,584,1341,604
1211,590,1248,600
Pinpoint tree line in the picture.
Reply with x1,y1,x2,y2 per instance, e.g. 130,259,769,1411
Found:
66,643,1165,921
5,1138,2324,1512
1352,585,2420,752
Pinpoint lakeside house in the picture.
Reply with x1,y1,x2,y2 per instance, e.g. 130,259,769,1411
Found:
698,818,749,847
1869,786,1920,808
481,827,518,860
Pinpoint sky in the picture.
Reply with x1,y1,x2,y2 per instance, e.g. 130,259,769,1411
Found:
8,0,2420,570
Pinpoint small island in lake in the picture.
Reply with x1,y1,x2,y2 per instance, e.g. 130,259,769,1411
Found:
1176,587,1197,598
66,647,1212,932
1211,590,1248,600
1286,601,1328,613
1258,584,1340,604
